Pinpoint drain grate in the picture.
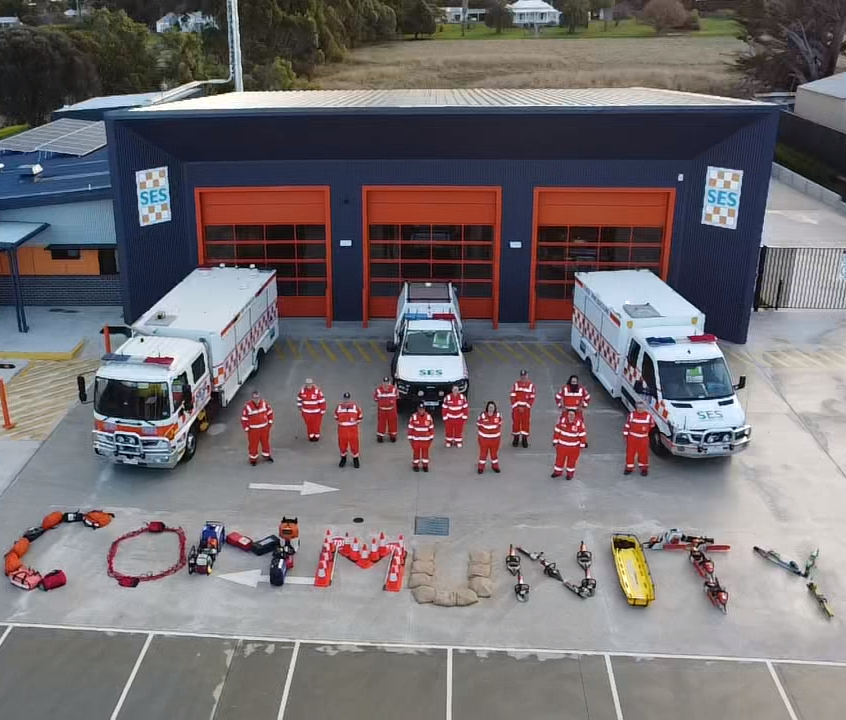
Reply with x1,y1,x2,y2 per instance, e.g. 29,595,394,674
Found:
414,516,450,537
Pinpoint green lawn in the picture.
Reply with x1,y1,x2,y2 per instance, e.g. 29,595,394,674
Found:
429,16,739,40
0,124,28,140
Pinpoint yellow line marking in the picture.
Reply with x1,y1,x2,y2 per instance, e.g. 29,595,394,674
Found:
762,352,792,368
286,338,300,359
549,344,570,359
303,340,320,362
0,339,84,361
273,343,285,360
518,343,545,366
369,340,387,362
336,341,357,364
816,350,846,366
537,344,562,364
501,343,525,361
481,342,507,361
353,341,371,363
319,340,337,363
796,351,829,368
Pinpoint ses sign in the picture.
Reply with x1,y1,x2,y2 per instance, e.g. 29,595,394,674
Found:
701,166,743,230
136,167,171,227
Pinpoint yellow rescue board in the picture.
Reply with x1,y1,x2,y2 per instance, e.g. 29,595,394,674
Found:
611,533,655,607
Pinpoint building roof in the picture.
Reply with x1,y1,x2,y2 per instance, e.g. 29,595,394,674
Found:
0,148,111,210
508,0,558,12
797,73,846,101
0,221,49,250
127,88,766,118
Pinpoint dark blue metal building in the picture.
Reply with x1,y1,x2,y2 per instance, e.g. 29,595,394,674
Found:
107,88,779,343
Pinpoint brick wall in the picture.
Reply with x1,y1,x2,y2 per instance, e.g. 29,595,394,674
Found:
0,276,123,306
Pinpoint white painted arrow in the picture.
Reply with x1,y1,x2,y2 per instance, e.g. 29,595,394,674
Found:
248,481,339,496
216,569,315,588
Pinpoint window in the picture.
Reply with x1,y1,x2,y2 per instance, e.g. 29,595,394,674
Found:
641,354,657,394
98,249,118,275
191,355,207,384
627,340,641,369
50,248,80,261
172,372,189,411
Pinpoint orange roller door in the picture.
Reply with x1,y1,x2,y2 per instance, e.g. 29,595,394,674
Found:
363,187,501,323
530,188,675,325
196,187,332,321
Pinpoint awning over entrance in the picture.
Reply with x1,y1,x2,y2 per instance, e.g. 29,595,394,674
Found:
0,221,50,332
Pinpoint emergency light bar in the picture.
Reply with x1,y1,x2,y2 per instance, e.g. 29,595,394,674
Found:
101,353,176,368
645,334,718,347
404,312,457,321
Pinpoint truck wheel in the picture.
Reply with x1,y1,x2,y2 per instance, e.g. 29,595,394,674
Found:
251,349,265,379
183,424,199,463
650,428,669,458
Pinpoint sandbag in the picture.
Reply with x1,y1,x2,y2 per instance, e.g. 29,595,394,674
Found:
4,552,21,576
9,566,42,591
40,569,67,591
468,577,493,598
413,545,436,563
455,588,479,607
42,511,64,530
11,537,29,558
412,585,436,604
411,560,435,575
83,510,114,529
434,590,457,607
407,573,434,589
468,562,492,579
469,551,493,565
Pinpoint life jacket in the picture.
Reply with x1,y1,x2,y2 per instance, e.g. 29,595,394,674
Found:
83,510,115,529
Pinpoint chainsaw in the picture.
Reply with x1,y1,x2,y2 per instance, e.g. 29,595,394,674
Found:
514,572,530,602
564,541,598,599
505,544,520,576
689,545,715,579
704,577,729,614
646,528,730,552
753,546,808,577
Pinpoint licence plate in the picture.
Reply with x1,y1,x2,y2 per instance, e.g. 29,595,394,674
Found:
423,401,440,407
122,457,139,465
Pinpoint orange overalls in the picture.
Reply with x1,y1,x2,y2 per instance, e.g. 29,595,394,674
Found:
335,402,363,458
510,380,536,440
624,409,655,473
442,392,469,447
552,417,587,480
555,384,591,445
373,383,399,441
297,385,326,440
408,411,435,470
477,411,503,472
241,399,274,462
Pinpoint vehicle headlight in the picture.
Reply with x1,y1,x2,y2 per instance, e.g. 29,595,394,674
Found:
735,428,751,439
722,433,732,443
456,379,468,392
396,381,410,393
675,434,689,444
418,390,425,397
438,390,445,397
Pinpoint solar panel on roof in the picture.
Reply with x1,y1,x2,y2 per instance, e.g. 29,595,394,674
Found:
0,119,106,156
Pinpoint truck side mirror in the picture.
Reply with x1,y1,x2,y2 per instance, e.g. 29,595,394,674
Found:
461,341,473,353
734,375,747,391
634,380,645,395
386,340,397,353
183,385,194,413
77,375,87,403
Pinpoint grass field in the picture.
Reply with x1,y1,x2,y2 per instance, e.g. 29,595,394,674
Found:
431,16,739,40
315,35,746,95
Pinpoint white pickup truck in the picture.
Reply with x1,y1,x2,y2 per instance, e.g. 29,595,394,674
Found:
571,269,750,458
386,282,472,410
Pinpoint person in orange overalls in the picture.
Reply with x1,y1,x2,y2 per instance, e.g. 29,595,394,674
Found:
552,409,587,480
335,392,363,468
297,378,326,441
408,402,435,472
373,376,398,443
441,386,470,448
476,400,503,474
241,390,274,466
555,374,591,447
510,369,536,448
623,399,655,477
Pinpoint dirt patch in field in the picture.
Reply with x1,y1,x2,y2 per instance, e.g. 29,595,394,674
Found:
315,36,746,95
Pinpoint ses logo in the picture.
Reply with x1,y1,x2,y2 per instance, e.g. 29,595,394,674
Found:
701,167,743,231
419,369,444,377
136,167,171,227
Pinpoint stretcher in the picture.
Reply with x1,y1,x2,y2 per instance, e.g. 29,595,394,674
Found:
611,533,655,607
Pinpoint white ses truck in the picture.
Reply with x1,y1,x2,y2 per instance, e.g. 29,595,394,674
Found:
387,282,472,409
571,270,750,458
88,266,278,468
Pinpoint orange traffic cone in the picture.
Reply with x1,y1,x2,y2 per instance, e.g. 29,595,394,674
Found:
315,560,329,587
378,532,389,559
370,537,379,562
350,537,360,562
340,532,351,558
359,543,371,569
385,552,403,592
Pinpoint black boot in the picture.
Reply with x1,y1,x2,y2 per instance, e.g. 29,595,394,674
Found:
492,466,501,474
390,436,397,443
624,468,632,475
377,436,384,444
478,466,484,474
423,466,429,473
521,437,528,449
339,455,347,468
353,457,360,469
413,465,420,472
512,436,519,447
250,460,257,467
265,456,274,463
641,468,649,477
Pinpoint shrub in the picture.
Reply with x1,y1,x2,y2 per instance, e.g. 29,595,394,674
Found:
0,124,29,140
642,0,689,34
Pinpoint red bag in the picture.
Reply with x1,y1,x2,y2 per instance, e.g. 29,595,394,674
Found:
147,521,166,533
83,510,115,529
40,570,67,591
226,532,254,551
42,512,64,530
9,566,42,591
117,576,140,588
11,538,29,558
4,552,21,576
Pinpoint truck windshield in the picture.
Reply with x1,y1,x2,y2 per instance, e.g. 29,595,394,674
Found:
94,377,171,421
403,330,459,356
658,359,734,401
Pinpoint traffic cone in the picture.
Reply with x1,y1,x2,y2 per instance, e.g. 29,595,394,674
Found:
340,532,351,558
385,551,403,592
378,532,388,559
315,560,330,587
359,543,372,569
370,537,379,562
350,537,360,562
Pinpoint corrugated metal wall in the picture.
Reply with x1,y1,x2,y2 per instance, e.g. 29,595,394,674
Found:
0,199,116,247
108,109,778,343
757,246,846,309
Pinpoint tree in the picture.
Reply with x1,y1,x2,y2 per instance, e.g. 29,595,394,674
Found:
157,29,209,87
0,26,99,126
735,0,846,91
591,0,615,29
612,1,633,25
401,0,436,37
556,0,589,33
642,0,688,34
246,57,297,90
485,0,513,32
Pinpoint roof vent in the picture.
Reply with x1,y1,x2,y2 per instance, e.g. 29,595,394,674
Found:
18,163,43,177
0,163,4,172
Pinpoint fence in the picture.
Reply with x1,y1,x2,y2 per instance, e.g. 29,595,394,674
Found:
755,246,846,310
778,112,846,178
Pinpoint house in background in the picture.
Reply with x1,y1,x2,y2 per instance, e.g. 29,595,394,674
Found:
442,6,486,23
155,11,217,34
0,16,21,27
507,0,560,27
795,73,846,134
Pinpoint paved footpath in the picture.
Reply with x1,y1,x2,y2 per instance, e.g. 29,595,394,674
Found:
1,624,844,720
